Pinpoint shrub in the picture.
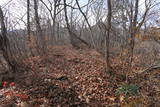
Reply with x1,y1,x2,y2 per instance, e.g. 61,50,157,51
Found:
116,84,139,97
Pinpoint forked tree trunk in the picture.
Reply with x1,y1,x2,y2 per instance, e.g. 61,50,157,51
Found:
0,7,15,83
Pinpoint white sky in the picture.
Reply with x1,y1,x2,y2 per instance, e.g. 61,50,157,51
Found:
0,0,151,11
0,0,9,5
0,0,160,29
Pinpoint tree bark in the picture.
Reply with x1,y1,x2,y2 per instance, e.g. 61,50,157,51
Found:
0,7,15,81
27,0,34,56
27,0,31,38
105,0,112,71
33,0,45,54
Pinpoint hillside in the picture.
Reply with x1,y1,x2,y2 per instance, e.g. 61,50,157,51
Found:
0,45,159,106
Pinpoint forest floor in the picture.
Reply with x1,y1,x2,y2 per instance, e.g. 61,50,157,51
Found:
0,45,160,107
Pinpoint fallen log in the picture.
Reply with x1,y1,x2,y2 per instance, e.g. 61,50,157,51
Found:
140,65,160,74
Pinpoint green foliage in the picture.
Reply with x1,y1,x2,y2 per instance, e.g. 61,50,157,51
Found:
116,84,139,97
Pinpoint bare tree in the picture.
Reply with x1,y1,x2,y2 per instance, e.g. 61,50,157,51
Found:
63,0,89,48
105,0,112,71
127,0,151,70
27,0,35,56
75,0,96,48
40,0,61,44
0,6,15,81
33,0,45,54
27,0,31,38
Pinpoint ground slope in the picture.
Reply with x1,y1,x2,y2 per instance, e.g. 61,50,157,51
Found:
0,45,159,107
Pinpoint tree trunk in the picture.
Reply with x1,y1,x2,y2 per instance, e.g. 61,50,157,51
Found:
27,0,34,56
105,0,112,71
0,7,15,83
27,0,31,38
33,0,46,54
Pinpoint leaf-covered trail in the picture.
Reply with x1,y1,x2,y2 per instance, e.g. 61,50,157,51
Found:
22,45,118,106
0,45,159,106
